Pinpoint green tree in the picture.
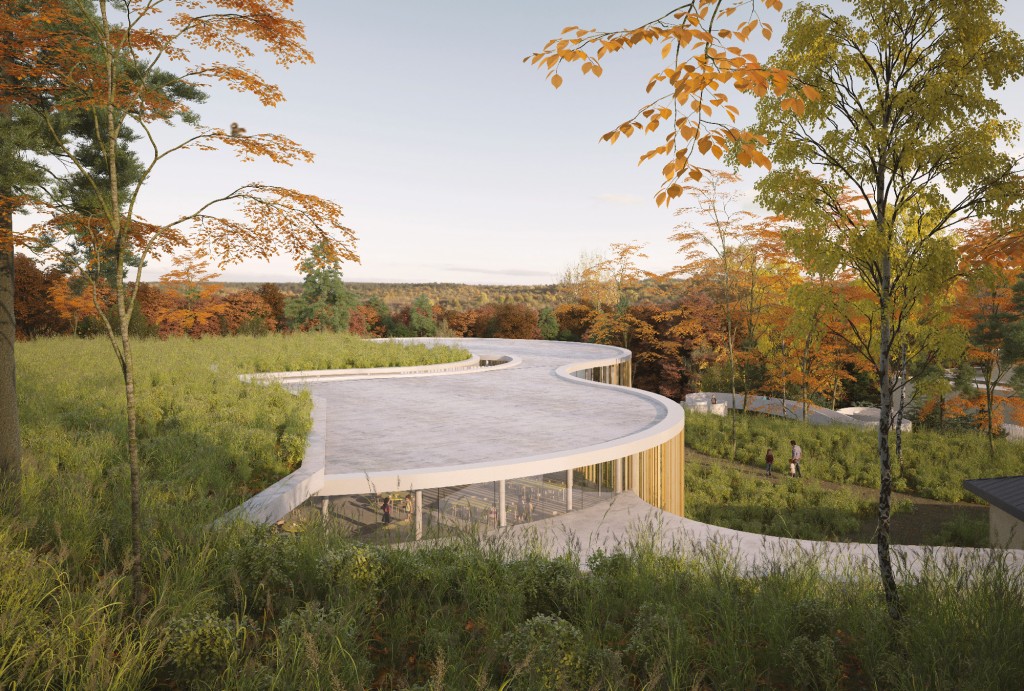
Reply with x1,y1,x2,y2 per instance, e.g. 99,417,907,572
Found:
286,246,356,333
0,0,66,498
538,307,558,339
408,294,438,337
754,0,1024,616
0,113,44,498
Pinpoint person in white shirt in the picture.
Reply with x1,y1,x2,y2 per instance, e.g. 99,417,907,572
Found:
790,440,803,478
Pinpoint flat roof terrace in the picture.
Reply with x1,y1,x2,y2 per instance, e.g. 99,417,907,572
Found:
297,338,683,495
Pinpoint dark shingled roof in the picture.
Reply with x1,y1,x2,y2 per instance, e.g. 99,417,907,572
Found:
963,476,1024,522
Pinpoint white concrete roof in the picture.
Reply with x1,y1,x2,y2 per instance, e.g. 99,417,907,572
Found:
295,338,684,496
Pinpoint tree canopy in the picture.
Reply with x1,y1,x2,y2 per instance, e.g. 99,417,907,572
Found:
753,0,1024,616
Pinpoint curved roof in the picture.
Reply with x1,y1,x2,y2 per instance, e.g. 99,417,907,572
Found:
298,338,684,495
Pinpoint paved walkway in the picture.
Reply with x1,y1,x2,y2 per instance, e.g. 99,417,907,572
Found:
496,492,1024,577
686,392,879,427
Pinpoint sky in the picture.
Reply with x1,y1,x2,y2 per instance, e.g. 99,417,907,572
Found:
18,1,1024,284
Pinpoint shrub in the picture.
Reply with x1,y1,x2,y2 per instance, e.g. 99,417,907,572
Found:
162,612,253,683
500,614,622,690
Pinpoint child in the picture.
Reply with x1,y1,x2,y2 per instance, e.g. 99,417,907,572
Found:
765,447,774,477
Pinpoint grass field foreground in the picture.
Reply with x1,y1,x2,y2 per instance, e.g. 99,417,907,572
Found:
3,335,1023,687
2,523,1022,689
12,334,468,575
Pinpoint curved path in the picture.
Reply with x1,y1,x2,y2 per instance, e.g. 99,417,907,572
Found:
684,392,912,430
499,491,1024,576
235,338,684,523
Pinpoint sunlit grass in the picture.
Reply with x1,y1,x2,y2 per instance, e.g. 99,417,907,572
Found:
685,411,1024,502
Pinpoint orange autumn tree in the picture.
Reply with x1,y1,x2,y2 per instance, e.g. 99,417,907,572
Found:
24,0,358,605
48,271,109,336
528,0,818,205
953,225,1024,452
733,214,796,409
152,254,226,338
221,290,276,336
584,242,659,353
782,273,857,419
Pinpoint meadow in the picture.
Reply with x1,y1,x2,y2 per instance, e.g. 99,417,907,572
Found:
684,411,1024,503
11,334,468,575
3,521,1022,689
2,335,1022,688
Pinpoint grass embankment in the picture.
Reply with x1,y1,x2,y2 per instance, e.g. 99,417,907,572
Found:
12,334,468,575
686,411,1024,501
3,336,1022,688
684,412,1023,546
3,524,1022,689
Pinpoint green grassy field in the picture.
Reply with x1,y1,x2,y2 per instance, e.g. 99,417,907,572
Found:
3,336,1023,688
685,411,1024,502
12,334,468,574
3,522,1021,689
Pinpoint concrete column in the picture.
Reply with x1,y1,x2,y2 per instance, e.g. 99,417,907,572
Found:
320,496,329,518
498,479,507,528
631,453,640,491
614,458,622,494
414,490,423,541
566,469,573,512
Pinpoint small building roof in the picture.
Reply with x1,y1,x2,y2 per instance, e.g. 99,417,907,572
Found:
963,476,1024,522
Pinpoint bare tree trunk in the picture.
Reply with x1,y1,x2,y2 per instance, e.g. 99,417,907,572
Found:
877,255,901,620
895,343,906,474
0,204,21,503
98,0,143,605
727,331,737,460
119,304,144,608
985,363,996,458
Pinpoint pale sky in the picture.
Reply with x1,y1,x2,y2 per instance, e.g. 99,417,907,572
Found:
18,1,1024,284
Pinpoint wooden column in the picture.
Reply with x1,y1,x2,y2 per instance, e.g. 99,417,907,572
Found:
414,490,423,540
498,479,507,528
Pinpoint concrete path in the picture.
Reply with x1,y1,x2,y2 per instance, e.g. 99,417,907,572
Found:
685,392,882,427
496,491,1024,577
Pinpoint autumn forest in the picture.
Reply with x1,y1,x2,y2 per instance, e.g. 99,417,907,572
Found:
3,0,1024,688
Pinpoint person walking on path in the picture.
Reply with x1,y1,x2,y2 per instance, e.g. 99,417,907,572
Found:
765,447,774,477
790,440,803,478
381,496,392,525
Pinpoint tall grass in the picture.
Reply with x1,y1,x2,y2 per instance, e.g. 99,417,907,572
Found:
4,335,1022,688
5,522,1021,689
685,460,881,541
685,411,1024,502
13,334,468,577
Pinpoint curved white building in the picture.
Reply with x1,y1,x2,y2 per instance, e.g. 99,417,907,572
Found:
235,338,685,538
